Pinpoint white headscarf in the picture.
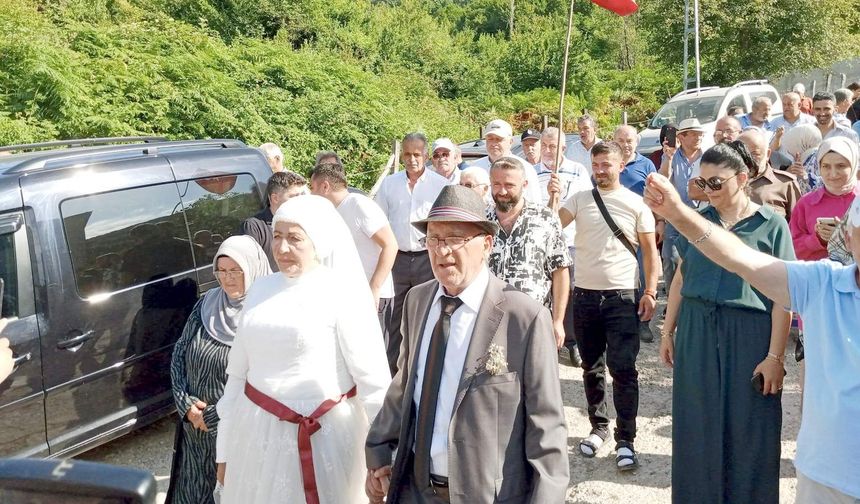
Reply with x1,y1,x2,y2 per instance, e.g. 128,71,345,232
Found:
272,195,372,301
782,124,822,163
816,136,859,182
200,235,272,345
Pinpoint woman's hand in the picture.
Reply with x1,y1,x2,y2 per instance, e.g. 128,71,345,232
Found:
787,152,805,180
186,400,209,431
216,462,226,485
659,332,675,368
815,218,839,244
753,357,784,395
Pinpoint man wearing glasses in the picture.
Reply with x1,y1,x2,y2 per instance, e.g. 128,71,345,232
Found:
429,138,462,184
486,157,571,351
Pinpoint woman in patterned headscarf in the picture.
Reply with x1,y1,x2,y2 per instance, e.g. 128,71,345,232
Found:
166,235,271,504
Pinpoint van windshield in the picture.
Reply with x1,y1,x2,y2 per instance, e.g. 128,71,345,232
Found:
648,96,722,129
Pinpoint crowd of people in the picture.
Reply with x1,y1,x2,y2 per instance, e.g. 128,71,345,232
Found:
156,82,860,504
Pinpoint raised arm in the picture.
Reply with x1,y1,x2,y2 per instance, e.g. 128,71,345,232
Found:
643,173,791,308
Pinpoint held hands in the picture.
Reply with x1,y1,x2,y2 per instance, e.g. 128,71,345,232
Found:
547,173,561,196
643,173,685,221
186,400,209,432
752,357,784,395
365,466,391,504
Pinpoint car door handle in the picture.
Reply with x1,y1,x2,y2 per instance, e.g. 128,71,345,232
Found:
57,330,95,350
12,352,31,370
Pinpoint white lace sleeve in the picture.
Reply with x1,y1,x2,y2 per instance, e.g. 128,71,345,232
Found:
215,328,250,463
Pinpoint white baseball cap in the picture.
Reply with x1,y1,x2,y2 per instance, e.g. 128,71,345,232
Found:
432,138,457,153
483,119,513,139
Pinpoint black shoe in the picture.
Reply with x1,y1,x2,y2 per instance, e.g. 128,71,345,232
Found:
638,322,654,343
567,346,582,367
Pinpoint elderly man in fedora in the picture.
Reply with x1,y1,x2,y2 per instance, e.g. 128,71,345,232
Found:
365,185,569,504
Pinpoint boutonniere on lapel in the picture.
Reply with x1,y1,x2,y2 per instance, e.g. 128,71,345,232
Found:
480,343,508,376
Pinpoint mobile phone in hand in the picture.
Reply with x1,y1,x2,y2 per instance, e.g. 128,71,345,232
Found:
817,217,837,226
751,372,764,393
661,124,677,148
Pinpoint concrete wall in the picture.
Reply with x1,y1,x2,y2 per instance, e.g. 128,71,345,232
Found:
769,58,860,93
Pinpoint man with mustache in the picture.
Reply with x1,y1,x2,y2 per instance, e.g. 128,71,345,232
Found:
486,157,572,351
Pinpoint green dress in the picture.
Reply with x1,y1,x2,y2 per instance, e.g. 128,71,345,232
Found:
672,205,795,504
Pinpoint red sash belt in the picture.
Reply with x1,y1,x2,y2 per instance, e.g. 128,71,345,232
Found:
244,382,357,504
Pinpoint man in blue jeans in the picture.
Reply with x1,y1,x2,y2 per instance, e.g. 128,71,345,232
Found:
556,141,659,471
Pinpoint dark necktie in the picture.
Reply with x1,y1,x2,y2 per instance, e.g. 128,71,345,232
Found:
413,295,463,488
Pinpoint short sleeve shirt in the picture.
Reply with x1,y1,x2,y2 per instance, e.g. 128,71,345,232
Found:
562,186,656,290
535,159,593,246
675,205,796,311
786,260,860,499
487,201,571,306
374,169,449,251
619,153,657,196
336,194,395,298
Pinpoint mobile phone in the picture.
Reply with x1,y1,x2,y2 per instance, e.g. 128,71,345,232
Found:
661,124,677,148
751,372,764,393
817,217,837,226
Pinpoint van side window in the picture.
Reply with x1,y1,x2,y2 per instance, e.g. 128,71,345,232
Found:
0,232,18,317
60,184,195,298
727,94,747,114
178,174,263,268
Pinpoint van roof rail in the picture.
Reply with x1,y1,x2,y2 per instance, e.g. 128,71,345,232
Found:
731,79,769,88
0,136,168,153
2,139,249,175
671,86,720,98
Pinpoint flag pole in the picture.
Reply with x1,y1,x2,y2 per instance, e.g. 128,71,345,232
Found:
549,0,577,211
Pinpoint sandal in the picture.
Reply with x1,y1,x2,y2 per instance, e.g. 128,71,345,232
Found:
615,441,639,471
578,429,607,458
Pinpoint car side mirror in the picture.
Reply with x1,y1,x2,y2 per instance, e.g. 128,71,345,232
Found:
0,458,157,503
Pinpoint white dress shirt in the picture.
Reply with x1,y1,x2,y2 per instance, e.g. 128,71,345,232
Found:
412,266,490,477
567,137,602,176
374,169,449,251
470,154,542,203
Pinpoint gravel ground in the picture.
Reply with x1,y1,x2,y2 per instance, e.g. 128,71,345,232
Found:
79,320,802,504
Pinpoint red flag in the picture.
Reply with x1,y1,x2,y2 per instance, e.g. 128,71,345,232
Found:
591,0,638,16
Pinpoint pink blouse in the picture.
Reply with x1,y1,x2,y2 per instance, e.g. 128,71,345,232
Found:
789,184,860,261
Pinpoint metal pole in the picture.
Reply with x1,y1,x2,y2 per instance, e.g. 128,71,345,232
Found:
549,0,576,211
622,110,628,125
693,0,701,89
682,0,690,89
509,0,515,37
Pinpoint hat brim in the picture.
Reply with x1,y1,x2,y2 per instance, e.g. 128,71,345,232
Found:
412,216,499,236
678,127,706,133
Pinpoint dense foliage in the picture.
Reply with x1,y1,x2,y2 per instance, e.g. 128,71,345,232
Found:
1,0,856,187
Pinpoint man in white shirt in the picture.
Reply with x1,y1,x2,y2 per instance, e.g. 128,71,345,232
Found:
556,141,659,471
310,162,398,337
812,92,860,144
771,92,816,154
429,138,461,184
568,114,603,176
375,132,450,374
469,119,542,202
520,128,542,166
536,127,592,366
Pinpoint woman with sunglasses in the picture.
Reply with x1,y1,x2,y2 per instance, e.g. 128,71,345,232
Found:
166,235,272,503
659,141,796,504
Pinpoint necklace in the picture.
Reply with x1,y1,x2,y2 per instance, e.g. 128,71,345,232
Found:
718,198,751,229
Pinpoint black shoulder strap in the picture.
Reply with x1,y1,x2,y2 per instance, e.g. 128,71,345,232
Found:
592,188,637,257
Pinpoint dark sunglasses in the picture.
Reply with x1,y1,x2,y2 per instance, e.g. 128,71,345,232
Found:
693,173,739,191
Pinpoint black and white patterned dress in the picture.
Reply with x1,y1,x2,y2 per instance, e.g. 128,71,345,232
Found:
166,299,231,504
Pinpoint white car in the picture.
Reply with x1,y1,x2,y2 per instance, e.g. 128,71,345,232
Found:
637,80,783,156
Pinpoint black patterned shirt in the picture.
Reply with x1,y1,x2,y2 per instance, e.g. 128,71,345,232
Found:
488,201,572,306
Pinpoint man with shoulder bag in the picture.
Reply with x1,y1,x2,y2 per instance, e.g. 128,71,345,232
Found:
555,141,660,471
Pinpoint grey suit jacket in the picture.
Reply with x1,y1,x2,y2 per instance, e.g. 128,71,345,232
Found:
366,274,569,503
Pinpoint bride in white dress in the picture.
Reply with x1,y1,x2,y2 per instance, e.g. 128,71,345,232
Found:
215,195,391,504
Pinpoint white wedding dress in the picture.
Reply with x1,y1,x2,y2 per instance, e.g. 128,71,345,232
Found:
216,266,390,504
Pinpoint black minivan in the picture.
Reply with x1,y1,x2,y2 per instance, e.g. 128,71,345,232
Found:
0,137,272,458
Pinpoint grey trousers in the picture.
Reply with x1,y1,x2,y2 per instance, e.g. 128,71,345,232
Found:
388,250,433,375
796,471,860,504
